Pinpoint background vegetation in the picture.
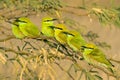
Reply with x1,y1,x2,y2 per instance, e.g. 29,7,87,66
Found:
0,0,120,80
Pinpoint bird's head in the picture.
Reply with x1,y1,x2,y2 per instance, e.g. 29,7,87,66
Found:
42,17,57,23
55,24,67,30
15,17,31,24
81,43,96,53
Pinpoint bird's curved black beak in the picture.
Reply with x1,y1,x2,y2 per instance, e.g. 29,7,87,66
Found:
52,18,58,21
6,20,19,26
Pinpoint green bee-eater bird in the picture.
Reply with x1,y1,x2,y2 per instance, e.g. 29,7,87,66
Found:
81,43,114,71
12,21,25,39
15,17,40,38
62,30,87,51
41,17,57,37
53,24,68,44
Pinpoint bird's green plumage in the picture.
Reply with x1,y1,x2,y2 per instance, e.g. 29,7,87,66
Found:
82,43,113,68
54,24,68,44
17,17,40,38
65,30,87,51
41,17,56,37
12,22,25,39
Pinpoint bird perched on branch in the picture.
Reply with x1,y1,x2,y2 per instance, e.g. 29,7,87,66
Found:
15,17,40,38
62,30,87,51
41,17,57,37
53,24,68,44
81,43,114,72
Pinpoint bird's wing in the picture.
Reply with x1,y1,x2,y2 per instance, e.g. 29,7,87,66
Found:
70,37,82,49
89,48,113,67
12,26,25,38
58,32,67,40
25,24,39,36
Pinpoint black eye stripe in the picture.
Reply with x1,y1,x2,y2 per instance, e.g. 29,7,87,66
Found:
44,20,53,22
44,19,57,22
48,26,63,30
81,46,94,49
63,32,75,36
15,19,27,23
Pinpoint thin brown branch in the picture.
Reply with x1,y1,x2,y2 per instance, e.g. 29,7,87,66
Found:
91,64,119,78
55,61,75,80
109,58,120,64
0,35,16,42
0,47,29,55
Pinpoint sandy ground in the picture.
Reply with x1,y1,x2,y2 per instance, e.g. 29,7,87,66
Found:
0,0,120,80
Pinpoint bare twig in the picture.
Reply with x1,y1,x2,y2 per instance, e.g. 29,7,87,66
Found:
0,47,29,55
91,64,119,78
55,61,75,80
0,35,15,42
109,58,120,64
20,60,28,80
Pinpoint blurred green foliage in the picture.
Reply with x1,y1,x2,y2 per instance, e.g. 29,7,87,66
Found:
40,0,63,12
91,7,120,28
0,0,63,14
